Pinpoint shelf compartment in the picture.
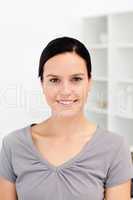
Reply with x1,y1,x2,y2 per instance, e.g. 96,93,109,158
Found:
108,116,133,146
110,12,133,43
110,48,133,80
109,82,133,118
85,110,108,129
82,15,108,45
89,81,108,111
90,48,108,79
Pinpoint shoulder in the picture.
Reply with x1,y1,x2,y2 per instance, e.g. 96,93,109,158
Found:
99,127,124,141
97,126,128,153
99,128,133,188
2,125,30,150
96,127,132,173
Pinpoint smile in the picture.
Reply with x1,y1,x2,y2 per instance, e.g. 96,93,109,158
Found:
57,99,78,106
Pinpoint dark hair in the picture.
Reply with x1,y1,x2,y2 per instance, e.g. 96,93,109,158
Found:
38,36,92,82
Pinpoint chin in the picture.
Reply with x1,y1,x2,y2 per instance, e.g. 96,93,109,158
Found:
52,110,82,118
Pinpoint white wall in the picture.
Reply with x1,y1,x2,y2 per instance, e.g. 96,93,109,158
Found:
0,0,133,140
0,1,84,136
79,0,133,16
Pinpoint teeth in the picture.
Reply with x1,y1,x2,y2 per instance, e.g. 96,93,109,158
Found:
59,101,74,105
58,100,77,105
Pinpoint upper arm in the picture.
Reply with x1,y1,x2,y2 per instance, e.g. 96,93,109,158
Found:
104,136,133,187
0,177,17,200
104,136,133,199
0,136,17,183
0,136,17,198
104,180,131,200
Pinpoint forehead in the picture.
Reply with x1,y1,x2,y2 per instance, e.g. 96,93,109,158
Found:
43,52,87,76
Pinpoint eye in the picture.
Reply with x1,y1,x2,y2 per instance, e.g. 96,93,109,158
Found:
72,77,83,82
49,78,59,83
49,77,83,84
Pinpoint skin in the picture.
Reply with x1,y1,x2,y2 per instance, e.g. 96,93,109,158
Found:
40,52,94,139
0,52,131,199
30,52,97,168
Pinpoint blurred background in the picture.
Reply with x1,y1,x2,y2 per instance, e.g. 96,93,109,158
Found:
0,0,133,159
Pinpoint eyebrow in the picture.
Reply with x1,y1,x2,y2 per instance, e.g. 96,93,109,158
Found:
46,73,85,77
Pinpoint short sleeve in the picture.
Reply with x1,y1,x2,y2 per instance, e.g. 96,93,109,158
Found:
0,136,16,183
105,136,133,188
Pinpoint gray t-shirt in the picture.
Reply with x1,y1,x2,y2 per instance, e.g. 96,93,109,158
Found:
0,124,132,200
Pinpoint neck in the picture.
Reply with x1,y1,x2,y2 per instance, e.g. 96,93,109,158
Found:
43,112,94,138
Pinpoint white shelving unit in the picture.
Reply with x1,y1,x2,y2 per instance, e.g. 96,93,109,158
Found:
82,11,133,149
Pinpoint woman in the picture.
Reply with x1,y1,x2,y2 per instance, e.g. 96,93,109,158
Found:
0,36,132,200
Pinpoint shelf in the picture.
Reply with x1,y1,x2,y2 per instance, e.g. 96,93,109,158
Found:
88,44,108,49
82,11,133,146
92,77,108,82
112,112,133,120
113,79,133,84
88,106,108,114
115,43,133,48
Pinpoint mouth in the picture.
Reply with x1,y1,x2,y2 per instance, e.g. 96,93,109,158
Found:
56,99,78,106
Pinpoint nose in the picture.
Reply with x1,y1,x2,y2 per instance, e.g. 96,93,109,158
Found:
60,81,72,96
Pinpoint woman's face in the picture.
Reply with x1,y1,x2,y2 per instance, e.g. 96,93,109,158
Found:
41,52,92,118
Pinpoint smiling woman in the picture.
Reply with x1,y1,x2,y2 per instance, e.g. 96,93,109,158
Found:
0,36,132,200
40,51,92,119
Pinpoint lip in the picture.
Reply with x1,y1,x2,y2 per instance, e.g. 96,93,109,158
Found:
57,99,78,105
57,99,77,102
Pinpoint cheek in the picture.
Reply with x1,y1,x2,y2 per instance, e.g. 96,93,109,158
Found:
45,91,55,101
43,87,58,102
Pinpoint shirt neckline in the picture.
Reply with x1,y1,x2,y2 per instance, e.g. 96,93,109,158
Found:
25,123,100,172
